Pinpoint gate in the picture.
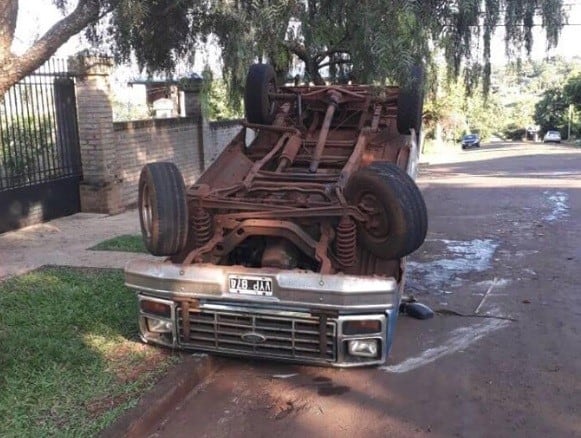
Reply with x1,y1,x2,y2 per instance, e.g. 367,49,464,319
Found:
0,59,82,234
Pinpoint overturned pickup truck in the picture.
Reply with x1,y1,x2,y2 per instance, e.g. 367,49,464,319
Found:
125,64,427,367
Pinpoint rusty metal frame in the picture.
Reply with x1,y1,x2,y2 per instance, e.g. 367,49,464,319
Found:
183,84,404,271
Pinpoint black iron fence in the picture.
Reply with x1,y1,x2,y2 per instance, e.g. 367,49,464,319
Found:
0,58,82,233
0,58,81,191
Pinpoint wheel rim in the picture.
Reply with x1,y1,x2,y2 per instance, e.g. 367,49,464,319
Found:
359,193,390,239
141,182,153,239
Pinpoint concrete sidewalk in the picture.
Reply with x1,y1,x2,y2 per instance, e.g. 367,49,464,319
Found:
0,210,161,280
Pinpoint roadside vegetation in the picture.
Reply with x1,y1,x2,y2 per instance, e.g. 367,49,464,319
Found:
421,56,581,155
0,267,179,437
90,234,146,253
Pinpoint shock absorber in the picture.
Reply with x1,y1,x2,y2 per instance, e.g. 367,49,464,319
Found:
192,207,212,247
335,216,357,267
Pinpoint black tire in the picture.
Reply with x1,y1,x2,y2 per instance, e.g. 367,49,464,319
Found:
244,64,277,125
397,65,425,136
138,162,188,256
344,162,428,260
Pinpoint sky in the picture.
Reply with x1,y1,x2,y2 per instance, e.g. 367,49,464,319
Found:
11,0,581,70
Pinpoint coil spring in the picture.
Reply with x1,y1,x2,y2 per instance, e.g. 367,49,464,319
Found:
335,216,357,267
192,207,212,247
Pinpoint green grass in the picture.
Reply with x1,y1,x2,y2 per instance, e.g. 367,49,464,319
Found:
0,267,179,437
89,234,147,253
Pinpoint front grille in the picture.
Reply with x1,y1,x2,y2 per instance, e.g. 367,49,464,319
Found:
177,306,337,362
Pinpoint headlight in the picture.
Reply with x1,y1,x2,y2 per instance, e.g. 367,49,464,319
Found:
348,339,378,358
146,317,173,333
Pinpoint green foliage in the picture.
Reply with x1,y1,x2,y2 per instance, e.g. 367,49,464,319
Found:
564,74,581,110
86,1,567,103
199,67,244,121
534,87,569,134
0,114,57,186
534,70,581,138
423,66,506,144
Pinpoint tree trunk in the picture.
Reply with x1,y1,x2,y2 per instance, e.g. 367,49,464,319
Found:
0,57,22,97
0,0,18,61
307,60,325,85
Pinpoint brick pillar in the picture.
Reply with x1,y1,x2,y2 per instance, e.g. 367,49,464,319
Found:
70,54,123,214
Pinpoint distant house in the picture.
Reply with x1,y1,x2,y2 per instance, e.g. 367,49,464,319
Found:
128,74,204,119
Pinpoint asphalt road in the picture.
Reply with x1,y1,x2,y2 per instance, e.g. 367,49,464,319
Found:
148,142,581,438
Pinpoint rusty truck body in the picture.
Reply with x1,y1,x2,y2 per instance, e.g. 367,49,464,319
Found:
125,64,427,367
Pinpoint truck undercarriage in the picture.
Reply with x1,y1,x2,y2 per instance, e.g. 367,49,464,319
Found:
125,64,427,366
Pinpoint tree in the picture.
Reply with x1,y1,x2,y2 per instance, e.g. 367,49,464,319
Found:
102,0,566,97
534,73,581,138
1,1,568,102
0,0,125,97
564,74,581,110
534,87,569,134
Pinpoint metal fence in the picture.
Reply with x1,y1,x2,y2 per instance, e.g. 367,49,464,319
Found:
0,58,81,191
0,58,82,233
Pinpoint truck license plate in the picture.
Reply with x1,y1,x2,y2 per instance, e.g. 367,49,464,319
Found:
228,275,273,296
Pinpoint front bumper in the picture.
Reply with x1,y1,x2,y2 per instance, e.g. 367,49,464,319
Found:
125,260,402,367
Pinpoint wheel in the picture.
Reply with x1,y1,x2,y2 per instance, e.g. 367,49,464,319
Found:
244,64,277,125
344,162,428,259
138,162,188,256
397,65,425,136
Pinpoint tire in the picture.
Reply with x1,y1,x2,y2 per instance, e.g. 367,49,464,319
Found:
138,162,189,256
244,64,277,125
397,65,425,136
344,162,428,259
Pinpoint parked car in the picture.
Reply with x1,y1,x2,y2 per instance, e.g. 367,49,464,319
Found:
461,133,480,149
125,64,428,367
543,130,561,143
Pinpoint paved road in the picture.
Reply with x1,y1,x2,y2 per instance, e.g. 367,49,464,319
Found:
149,142,581,438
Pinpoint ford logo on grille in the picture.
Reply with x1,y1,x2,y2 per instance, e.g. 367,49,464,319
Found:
241,332,267,344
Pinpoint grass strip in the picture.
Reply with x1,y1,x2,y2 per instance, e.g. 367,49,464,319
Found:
0,266,178,437
89,234,146,253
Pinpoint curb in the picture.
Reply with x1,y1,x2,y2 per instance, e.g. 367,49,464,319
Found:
101,354,218,438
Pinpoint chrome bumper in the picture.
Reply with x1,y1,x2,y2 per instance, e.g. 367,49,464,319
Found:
125,259,402,367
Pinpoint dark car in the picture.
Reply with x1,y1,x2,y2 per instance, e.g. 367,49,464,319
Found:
461,133,480,149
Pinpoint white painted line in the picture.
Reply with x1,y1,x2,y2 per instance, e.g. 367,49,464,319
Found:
381,317,510,373
474,277,498,314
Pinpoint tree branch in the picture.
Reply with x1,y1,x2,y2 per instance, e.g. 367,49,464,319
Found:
0,0,120,96
282,40,309,62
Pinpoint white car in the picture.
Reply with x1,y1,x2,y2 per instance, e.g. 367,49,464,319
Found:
543,130,561,143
